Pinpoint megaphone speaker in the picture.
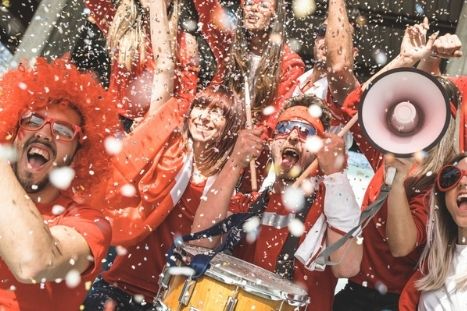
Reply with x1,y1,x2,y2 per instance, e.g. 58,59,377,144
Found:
359,68,450,157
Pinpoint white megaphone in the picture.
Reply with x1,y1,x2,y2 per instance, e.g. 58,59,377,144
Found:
359,68,451,184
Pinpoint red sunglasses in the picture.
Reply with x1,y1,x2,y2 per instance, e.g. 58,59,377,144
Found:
274,120,317,141
19,111,83,142
436,165,467,192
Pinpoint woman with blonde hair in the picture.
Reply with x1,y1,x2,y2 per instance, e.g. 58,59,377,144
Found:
84,0,199,123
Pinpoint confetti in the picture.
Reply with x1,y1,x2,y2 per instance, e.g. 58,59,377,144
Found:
65,269,81,288
104,136,123,155
49,167,75,190
283,186,305,212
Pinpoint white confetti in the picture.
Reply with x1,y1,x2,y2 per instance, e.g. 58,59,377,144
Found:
104,136,123,155
375,281,388,295
115,245,128,256
262,105,276,116
292,0,316,19
243,216,260,233
182,19,197,32
288,218,305,237
120,184,136,197
51,204,66,215
288,38,302,53
167,266,195,277
305,136,323,153
133,294,144,303
0,144,17,162
373,49,387,66
283,186,305,212
18,82,27,90
308,104,322,118
49,167,75,190
65,269,81,288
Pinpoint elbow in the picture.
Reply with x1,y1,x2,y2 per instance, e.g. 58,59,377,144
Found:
328,62,352,76
332,263,360,278
389,244,413,258
11,258,51,284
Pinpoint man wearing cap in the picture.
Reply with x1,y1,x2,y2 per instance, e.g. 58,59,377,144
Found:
191,95,362,310
0,57,119,310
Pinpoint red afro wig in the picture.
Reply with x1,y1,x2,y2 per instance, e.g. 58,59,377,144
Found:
0,56,121,201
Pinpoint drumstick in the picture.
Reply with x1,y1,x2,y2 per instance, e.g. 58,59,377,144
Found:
293,113,359,188
244,78,258,191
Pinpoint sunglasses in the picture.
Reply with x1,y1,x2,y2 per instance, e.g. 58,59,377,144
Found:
19,111,82,142
274,120,317,141
436,165,467,192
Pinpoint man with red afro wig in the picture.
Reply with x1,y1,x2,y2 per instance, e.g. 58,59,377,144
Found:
0,56,120,310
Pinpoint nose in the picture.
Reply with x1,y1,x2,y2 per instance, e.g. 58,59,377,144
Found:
287,128,300,143
34,122,53,141
460,175,467,188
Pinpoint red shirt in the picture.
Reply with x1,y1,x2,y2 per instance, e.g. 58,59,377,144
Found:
0,195,111,311
451,76,467,152
84,0,199,118
342,88,430,294
229,188,337,311
103,179,206,301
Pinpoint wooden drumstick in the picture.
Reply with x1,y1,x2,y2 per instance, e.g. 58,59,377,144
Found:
244,79,258,191
293,114,359,188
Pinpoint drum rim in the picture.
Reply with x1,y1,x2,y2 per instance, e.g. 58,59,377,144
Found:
182,245,310,306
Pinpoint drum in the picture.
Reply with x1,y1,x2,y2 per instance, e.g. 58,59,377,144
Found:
155,245,309,311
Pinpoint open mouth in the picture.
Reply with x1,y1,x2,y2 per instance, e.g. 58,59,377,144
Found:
27,146,51,169
281,147,300,167
457,194,467,209
194,122,214,131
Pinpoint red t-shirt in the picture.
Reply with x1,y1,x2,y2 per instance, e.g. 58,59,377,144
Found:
0,195,111,311
451,76,467,152
103,179,206,301
229,189,337,311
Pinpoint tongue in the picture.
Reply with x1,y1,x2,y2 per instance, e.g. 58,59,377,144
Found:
281,154,297,171
459,200,467,210
28,155,47,169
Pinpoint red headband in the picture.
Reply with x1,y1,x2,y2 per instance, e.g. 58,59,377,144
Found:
276,106,325,137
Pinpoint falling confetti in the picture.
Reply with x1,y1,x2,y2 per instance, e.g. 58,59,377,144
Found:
305,136,323,153
49,167,75,190
51,204,66,215
373,49,387,66
292,0,316,19
262,105,276,116
167,266,195,277
104,136,123,155
0,144,17,162
120,184,136,197
308,104,322,118
115,245,128,256
65,269,81,288
288,218,305,236
283,186,305,212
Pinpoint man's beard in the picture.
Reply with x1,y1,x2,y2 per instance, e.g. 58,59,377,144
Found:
12,162,51,193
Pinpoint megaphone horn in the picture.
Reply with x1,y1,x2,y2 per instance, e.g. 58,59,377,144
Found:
359,67,450,158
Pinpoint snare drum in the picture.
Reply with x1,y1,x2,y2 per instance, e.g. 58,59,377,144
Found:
156,245,309,311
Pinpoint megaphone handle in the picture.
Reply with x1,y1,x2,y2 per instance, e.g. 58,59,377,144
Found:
293,114,359,188
385,166,397,186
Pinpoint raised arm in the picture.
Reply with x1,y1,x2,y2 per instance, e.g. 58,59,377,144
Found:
0,161,94,283
147,0,176,114
325,0,359,104
191,128,264,248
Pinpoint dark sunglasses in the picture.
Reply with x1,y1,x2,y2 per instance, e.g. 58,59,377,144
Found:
313,24,326,38
274,120,317,141
436,165,467,192
19,111,82,142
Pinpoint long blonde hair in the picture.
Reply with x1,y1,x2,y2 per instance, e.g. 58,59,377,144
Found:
224,0,285,117
107,0,180,70
416,154,467,292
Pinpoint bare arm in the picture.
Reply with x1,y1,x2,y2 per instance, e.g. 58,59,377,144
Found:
385,157,419,257
191,128,264,248
325,0,359,104
0,161,92,283
148,0,176,115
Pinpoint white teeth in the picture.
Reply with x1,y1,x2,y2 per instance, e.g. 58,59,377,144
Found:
28,147,50,161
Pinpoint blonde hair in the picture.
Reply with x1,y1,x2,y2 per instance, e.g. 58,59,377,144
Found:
416,154,467,292
107,0,180,70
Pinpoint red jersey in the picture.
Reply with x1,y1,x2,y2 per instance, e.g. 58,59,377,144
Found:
451,76,467,152
0,194,111,311
342,88,430,294
84,0,199,118
229,188,337,311
103,179,207,301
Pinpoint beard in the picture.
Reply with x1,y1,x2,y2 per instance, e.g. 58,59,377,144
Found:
12,162,51,193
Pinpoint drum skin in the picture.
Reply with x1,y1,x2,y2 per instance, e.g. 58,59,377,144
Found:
162,274,302,311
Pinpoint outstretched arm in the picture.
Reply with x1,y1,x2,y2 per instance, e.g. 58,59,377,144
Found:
0,161,94,283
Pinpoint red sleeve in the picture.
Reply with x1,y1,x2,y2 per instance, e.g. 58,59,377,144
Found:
450,76,467,152
174,32,200,102
84,0,115,35
54,203,112,280
228,193,255,214
92,96,192,246
342,87,383,171
262,46,305,133
399,270,423,311
193,0,233,83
